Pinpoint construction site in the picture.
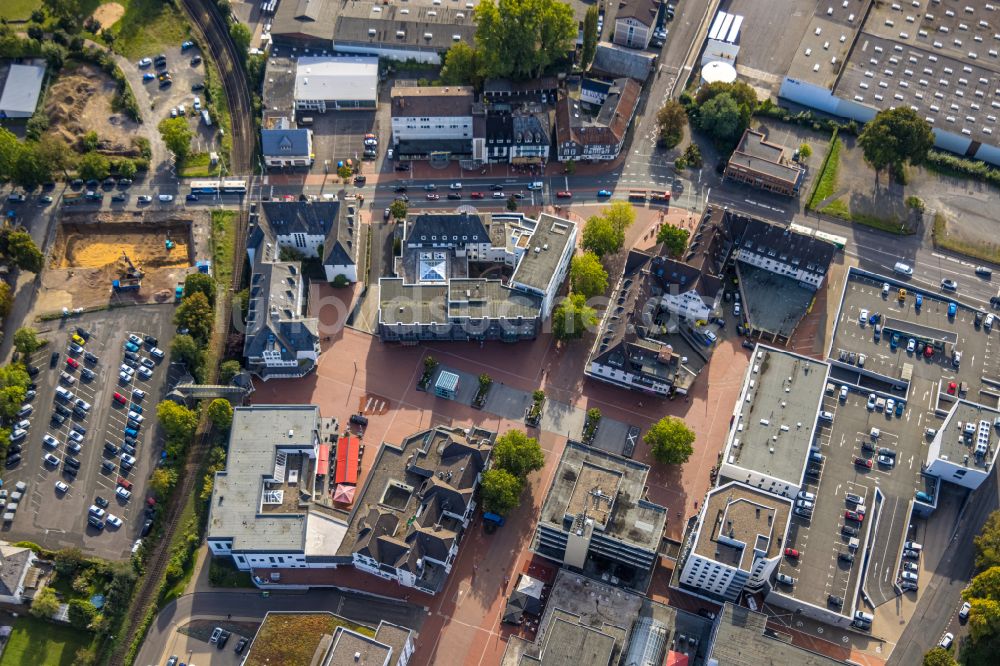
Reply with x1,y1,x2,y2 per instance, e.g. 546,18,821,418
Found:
39,210,211,313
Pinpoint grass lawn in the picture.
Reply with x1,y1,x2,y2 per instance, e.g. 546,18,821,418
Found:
109,0,190,60
0,616,92,666
211,210,237,289
179,152,222,178
932,212,1000,263
0,0,41,21
244,614,375,666
807,132,843,210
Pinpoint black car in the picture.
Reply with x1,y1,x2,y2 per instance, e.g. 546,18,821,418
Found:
217,630,230,649
73,407,88,419
141,518,153,536
95,496,110,508
186,194,199,202
27,365,40,377
354,175,367,185
349,413,369,427
144,335,158,347
55,404,71,417
841,525,859,537
447,192,462,200
512,192,525,199
86,179,100,188
51,413,66,426
118,179,132,188
159,79,172,89
75,327,91,341
828,594,844,607
63,465,78,477
70,179,85,188
5,453,21,467
838,551,855,563
72,424,86,435
84,351,99,364
101,460,116,473
191,55,202,66
102,178,117,189
8,443,22,454
111,193,127,203
65,457,81,469
81,368,95,381
104,442,119,455
490,184,504,191
394,185,408,193
191,82,205,91
234,637,248,654
87,515,104,530
396,162,411,171
50,351,60,368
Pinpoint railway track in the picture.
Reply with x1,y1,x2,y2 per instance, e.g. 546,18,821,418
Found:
110,3,255,664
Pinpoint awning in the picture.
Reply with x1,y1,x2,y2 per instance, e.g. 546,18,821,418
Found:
317,444,330,476
333,483,356,504
335,435,360,485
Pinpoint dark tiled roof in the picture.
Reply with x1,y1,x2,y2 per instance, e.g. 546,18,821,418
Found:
556,78,641,149
261,128,311,157
406,213,490,246
728,211,836,274
615,0,660,25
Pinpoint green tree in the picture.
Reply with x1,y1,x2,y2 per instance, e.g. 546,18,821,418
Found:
53,547,84,575
184,272,216,305
36,133,76,178
965,566,1000,602
170,334,202,370
337,164,352,181
581,215,620,258
798,143,813,159
30,587,60,618
229,22,252,60
683,143,703,168
581,6,599,67
922,648,958,666
440,42,482,86
695,80,758,111
77,151,110,181
657,100,688,148
207,398,233,430
1,228,44,273
117,158,137,179
157,401,199,445
475,0,576,80
858,107,935,183
149,467,178,496
12,327,42,356
480,467,524,516
975,510,1000,570
968,598,1000,643
158,117,194,162
389,199,408,220
43,0,82,21
12,144,51,189
604,201,636,237
553,293,598,341
174,291,214,344
0,364,30,419
698,93,744,145
219,360,242,384
492,429,544,479
0,128,21,181
67,598,97,630
506,195,518,211
644,416,696,465
656,225,690,258
81,131,99,152
0,282,11,318
569,251,608,299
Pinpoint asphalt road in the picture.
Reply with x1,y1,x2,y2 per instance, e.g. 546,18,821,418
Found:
135,590,425,666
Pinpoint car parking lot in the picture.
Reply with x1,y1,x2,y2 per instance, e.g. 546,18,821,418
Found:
2,306,177,560
304,111,378,175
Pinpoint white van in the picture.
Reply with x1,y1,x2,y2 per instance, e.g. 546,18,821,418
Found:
854,611,874,626
893,261,913,275
527,181,544,191
904,541,923,552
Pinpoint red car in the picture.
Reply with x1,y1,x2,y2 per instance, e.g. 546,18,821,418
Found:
470,192,485,199
947,382,957,394
845,510,864,522
784,547,800,558
924,344,934,357
65,357,79,369
853,456,873,469
426,193,440,200
117,476,133,491
113,392,127,405
556,191,573,198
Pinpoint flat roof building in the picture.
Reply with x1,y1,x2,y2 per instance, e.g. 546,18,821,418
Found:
532,442,667,592
719,346,829,498
724,129,806,196
926,399,1000,490
294,56,378,112
390,85,475,159
707,602,844,665
0,62,45,119
334,1,477,64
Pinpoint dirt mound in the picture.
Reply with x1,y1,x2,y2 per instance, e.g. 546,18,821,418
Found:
91,3,126,28
44,63,140,155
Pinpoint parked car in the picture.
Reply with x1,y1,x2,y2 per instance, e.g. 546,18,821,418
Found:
776,573,796,586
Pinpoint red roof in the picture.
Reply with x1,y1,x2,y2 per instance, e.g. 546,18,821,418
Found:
664,651,689,666
335,435,360,485
317,444,330,476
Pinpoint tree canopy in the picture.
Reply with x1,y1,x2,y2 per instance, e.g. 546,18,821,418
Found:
174,291,214,344
207,398,233,430
440,42,483,86
219,360,242,384
581,202,634,258
858,107,935,179
0,363,30,420
12,327,43,356
581,6,599,68
389,199,408,220
170,334,202,371
570,251,608,299
698,93,744,146
475,0,576,80
645,416,696,465
657,100,688,149
77,151,110,181
149,467,178,497
656,225,690,258
975,510,1000,571
480,467,523,516
492,429,545,479
158,117,193,162
30,587,60,618
184,272,216,305
0,227,45,273
157,401,199,446
553,293,598,341
922,647,958,666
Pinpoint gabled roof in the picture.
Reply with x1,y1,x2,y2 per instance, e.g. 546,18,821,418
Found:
261,128,311,157
556,78,641,148
615,0,660,26
262,201,337,237
0,542,33,599
243,261,318,361
406,213,490,246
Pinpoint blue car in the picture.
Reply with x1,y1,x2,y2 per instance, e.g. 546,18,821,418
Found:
181,40,194,51
948,302,957,318
915,491,933,503
890,333,899,350
124,341,139,353
186,194,199,202
124,427,139,438
895,400,905,416
142,73,155,82
915,294,923,311
597,189,612,197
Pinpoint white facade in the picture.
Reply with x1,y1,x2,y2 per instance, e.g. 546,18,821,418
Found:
660,290,713,322
587,361,673,396
391,113,473,144
335,42,444,65
275,230,325,258
614,17,652,50
702,39,740,66
324,262,358,283
735,246,826,290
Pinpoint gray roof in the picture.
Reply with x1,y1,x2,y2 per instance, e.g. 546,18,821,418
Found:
934,399,1000,472
0,62,45,117
709,602,844,665
324,627,392,666
406,213,490,246
295,56,378,103
533,617,617,666
270,0,338,43
510,214,575,292
261,128,312,157
391,85,475,119
262,55,299,116
335,3,477,53
244,261,319,365
728,129,804,185
0,543,32,599
379,278,541,325
537,442,666,553
337,426,493,593
591,42,655,81
207,406,329,552
262,201,337,237
692,482,792,570
729,212,836,276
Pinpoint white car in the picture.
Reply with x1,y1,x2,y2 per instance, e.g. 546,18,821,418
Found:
132,538,143,554
193,96,201,110
74,398,91,412
894,261,914,275
106,514,123,528
158,194,174,202
120,453,136,467
138,57,152,67
128,334,142,345
42,434,60,448
120,364,135,376
116,486,132,501
9,429,26,442
939,632,954,649
43,453,59,466
128,411,145,423
449,182,462,190
150,347,165,360
137,366,152,380
886,398,895,413
55,481,69,493
906,338,916,353
859,309,869,325
14,419,30,431
68,430,84,443
882,282,890,295
960,601,971,620
132,389,146,400
137,195,153,203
